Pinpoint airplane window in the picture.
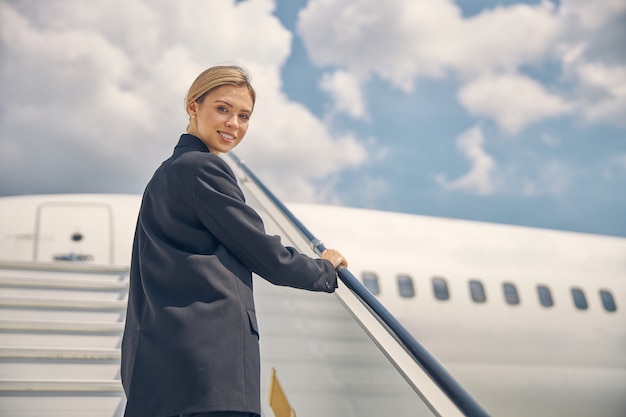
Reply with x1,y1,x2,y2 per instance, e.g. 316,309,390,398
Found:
397,275,415,298
432,277,449,301
469,280,486,303
537,285,554,307
571,288,588,310
599,290,617,312
362,272,380,295
502,282,520,305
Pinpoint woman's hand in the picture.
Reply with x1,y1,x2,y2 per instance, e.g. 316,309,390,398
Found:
321,249,348,271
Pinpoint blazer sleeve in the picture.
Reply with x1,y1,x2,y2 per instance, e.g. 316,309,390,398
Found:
190,154,337,292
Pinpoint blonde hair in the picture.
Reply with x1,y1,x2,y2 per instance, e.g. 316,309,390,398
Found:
184,65,256,130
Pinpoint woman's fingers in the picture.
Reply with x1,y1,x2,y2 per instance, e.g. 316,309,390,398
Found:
322,249,348,270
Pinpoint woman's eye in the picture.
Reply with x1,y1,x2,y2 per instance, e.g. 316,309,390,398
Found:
239,114,250,121
217,106,228,113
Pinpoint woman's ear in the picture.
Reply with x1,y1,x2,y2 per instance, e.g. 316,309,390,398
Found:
188,101,197,118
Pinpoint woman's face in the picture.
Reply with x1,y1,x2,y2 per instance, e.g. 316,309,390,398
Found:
187,85,253,154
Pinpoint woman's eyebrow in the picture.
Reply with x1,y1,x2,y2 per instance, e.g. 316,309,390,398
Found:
214,99,252,113
213,99,233,108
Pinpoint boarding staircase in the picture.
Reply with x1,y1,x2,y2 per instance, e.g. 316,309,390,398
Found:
0,154,490,417
0,261,128,417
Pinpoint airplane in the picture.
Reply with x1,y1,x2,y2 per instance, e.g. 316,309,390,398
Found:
0,155,624,417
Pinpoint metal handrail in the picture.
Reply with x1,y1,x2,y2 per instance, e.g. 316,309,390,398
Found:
230,154,490,417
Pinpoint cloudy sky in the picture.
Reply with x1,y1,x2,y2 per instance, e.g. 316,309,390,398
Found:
1,0,625,237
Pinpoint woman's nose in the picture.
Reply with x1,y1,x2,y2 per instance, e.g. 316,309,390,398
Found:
225,114,238,128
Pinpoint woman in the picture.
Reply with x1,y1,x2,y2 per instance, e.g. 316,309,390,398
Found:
121,65,347,417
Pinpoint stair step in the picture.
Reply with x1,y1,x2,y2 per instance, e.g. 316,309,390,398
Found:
0,319,123,333
0,346,120,360
0,296,126,310
0,276,128,291
0,260,128,275
0,379,123,392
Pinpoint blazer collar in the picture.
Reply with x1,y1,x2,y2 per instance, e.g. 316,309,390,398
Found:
175,134,210,153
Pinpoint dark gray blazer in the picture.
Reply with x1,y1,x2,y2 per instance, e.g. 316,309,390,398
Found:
121,134,337,417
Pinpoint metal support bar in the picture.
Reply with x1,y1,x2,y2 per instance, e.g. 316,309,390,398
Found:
228,154,490,417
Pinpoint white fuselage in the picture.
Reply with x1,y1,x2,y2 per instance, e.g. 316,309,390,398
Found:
291,203,626,417
0,194,624,416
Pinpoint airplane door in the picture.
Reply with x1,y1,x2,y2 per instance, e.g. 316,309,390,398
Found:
33,202,114,264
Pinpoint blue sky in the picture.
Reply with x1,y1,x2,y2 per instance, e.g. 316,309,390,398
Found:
1,0,625,237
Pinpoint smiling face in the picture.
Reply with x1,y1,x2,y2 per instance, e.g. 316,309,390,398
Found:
187,85,254,154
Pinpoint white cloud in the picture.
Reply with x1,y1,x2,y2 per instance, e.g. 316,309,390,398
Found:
434,126,576,198
559,0,626,30
457,73,574,134
0,0,368,201
319,70,368,119
561,47,626,126
554,0,626,127
298,0,417,88
298,0,626,132
298,0,560,89
435,126,496,195
444,1,561,77
297,0,565,132
236,89,368,201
